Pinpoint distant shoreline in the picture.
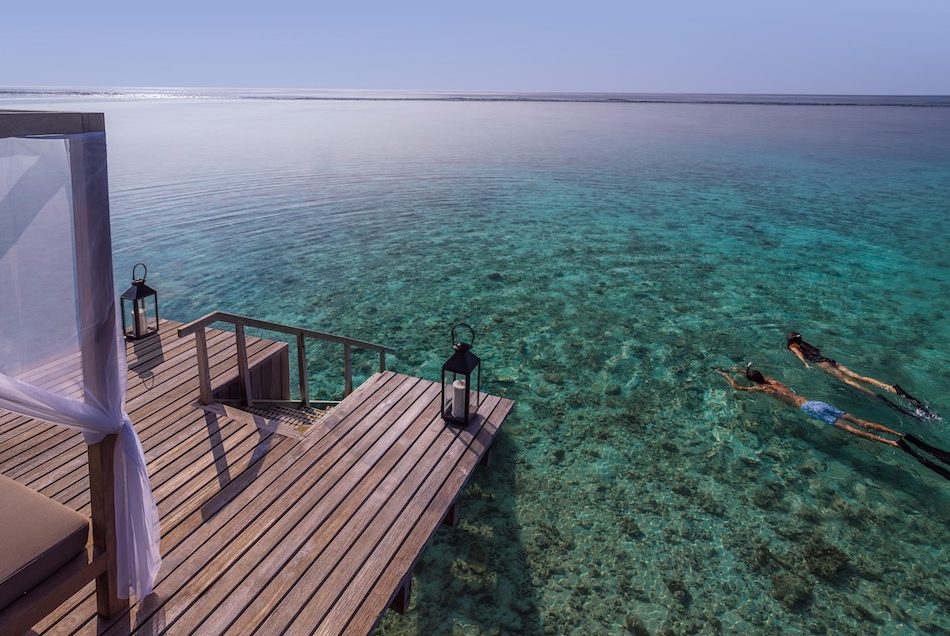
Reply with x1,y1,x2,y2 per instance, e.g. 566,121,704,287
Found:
2,87,949,107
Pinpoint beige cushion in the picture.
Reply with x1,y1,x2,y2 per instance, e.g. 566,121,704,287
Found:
0,474,89,610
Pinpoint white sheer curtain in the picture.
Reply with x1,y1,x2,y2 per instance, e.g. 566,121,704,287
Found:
0,133,161,599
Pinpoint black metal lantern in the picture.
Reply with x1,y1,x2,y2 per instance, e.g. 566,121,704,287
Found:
441,323,481,426
120,263,159,340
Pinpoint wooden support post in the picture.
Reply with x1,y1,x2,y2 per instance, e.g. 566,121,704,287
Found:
389,571,412,614
194,328,212,404
479,443,493,468
87,434,128,617
297,333,309,407
379,350,386,373
441,501,460,527
234,323,253,407
68,132,128,619
343,343,353,396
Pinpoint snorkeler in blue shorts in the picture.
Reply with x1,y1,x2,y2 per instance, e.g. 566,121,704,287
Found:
718,365,950,480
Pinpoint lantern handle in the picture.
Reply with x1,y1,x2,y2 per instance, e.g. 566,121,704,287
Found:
451,323,475,348
132,262,148,282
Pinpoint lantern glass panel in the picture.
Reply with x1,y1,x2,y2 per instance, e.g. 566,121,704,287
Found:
121,298,135,338
141,295,158,334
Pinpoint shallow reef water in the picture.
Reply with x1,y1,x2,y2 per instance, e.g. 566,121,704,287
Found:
6,94,949,634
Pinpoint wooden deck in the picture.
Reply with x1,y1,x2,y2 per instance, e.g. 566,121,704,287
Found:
0,320,513,635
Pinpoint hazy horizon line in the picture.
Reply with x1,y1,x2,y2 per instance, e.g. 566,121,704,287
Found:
2,86,949,107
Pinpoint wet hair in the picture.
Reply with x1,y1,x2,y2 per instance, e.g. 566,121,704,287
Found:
786,332,803,349
745,364,767,384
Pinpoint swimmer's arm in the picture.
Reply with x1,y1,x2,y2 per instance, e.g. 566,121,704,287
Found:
789,345,810,368
718,370,754,391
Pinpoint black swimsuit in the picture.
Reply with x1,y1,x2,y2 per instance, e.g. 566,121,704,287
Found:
802,347,837,367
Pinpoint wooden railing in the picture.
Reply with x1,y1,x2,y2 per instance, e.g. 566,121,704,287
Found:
177,311,395,408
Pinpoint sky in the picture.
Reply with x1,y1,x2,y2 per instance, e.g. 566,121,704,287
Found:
2,1,949,94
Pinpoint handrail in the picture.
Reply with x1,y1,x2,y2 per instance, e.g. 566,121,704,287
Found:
177,310,395,407
178,311,395,353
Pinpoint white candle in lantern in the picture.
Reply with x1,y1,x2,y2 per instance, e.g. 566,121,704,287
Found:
135,299,148,335
452,379,467,420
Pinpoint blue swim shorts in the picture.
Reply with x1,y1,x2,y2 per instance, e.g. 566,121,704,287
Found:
800,400,845,426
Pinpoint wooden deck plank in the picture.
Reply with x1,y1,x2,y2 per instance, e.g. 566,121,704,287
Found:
0,326,244,473
161,372,391,563
0,331,270,472
91,373,405,636
159,433,293,541
29,580,96,635
123,376,425,635
0,332,209,472
302,395,507,635
83,376,394,632
28,446,298,633
3,323,288,633
0,319,202,432
210,383,447,634
29,426,296,636
15,391,240,514
0,319,513,636
8,333,278,501
0,310,184,423
343,396,515,636
260,393,501,635
47,390,270,513
56,338,284,516
153,424,280,517
31,410,288,633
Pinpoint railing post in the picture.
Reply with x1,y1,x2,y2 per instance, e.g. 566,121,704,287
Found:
234,323,253,408
344,343,353,396
297,333,310,408
194,328,212,405
379,350,386,373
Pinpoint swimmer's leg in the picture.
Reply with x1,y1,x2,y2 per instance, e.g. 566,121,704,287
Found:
835,364,895,393
822,364,877,396
832,416,949,479
833,418,899,447
839,413,903,438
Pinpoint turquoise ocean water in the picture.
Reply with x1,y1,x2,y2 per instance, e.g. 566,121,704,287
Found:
4,90,949,634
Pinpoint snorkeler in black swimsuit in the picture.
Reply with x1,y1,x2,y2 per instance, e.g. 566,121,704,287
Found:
786,333,941,421
790,337,838,367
